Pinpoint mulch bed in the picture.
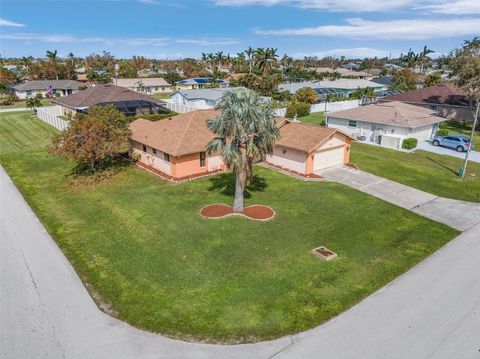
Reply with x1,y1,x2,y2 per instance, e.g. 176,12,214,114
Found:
200,204,275,221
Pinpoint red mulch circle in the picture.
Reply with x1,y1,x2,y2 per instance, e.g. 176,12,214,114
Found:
200,204,275,221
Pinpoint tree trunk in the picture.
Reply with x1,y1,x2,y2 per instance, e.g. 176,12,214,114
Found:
233,170,246,213
90,159,95,172
246,157,253,185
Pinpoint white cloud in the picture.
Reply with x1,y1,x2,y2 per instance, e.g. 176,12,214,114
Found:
256,18,480,40
417,0,480,14
175,38,240,46
292,47,402,59
213,0,414,12
0,18,26,27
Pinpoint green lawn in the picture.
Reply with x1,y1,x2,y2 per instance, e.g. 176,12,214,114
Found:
0,111,458,342
0,111,58,155
0,99,52,109
440,120,480,146
298,111,326,125
351,142,480,202
151,92,172,100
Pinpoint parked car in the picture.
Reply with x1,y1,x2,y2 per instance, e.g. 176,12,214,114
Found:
432,135,475,152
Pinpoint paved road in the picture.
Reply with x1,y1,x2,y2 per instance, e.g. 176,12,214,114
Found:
318,166,480,231
2,165,480,359
417,141,480,163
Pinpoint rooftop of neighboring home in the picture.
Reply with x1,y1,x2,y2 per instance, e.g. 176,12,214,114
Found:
371,76,393,87
175,77,227,85
381,84,469,107
328,101,445,128
12,80,82,91
279,78,384,94
172,87,242,101
311,67,368,77
276,120,354,152
114,77,171,88
129,109,219,157
53,84,166,110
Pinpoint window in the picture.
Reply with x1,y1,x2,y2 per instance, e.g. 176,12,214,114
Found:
163,153,170,162
142,144,147,152
348,120,357,128
152,148,157,154
200,152,206,167
26,90,32,98
155,87,159,91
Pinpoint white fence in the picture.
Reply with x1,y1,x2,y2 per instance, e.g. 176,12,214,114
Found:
274,99,363,118
164,102,198,114
36,106,69,131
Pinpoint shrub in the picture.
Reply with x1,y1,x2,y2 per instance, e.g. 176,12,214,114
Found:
402,138,418,150
133,112,177,122
35,93,43,99
79,85,88,90
294,87,318,104
286,101,310,118
1,94,17,105
435,128,449,137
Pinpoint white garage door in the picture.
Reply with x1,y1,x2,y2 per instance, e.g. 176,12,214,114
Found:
313,147,344,171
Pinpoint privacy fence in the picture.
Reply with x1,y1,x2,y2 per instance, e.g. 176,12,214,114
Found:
36,106,69,131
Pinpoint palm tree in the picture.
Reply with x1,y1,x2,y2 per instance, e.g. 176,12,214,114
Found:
254,48,278,74
419,45,434,74
46,49,59,80
26,97,43,113
244,47,256,74
207,88,279,212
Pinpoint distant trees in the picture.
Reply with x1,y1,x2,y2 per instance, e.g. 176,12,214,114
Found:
425,72,443,87
117,60,138,78
229,73,282,96
392,69,418,91
50,106,130,173
294,87,318,104
163,70,182,85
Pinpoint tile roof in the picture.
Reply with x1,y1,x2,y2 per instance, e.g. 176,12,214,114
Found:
129,109,219,157
276,121,353,153
53,84,166,109
279,79,383,94
13,80,82,91
173,87,241,101
381,84,469,107
328,101,445,128
114,77,171,88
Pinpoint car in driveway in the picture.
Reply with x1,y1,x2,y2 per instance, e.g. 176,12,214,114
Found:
432,135,475,152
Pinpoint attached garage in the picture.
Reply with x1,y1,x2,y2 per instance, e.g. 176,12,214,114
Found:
313,147,345,171
267,120,353,176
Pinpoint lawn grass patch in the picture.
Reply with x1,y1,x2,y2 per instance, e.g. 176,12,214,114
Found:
298,111,325,125
351,142,480,202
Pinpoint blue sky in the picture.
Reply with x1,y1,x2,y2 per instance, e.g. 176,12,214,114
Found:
1,0,479,59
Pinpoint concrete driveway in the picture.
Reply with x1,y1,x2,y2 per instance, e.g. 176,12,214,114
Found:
317,166,480,231
2,165,480,359
417,141,480,163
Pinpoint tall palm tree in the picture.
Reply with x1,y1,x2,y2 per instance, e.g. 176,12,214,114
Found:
254,47,278,74
419,45,434,74
207,88,279,212
46,49,59,80
244,46,256,74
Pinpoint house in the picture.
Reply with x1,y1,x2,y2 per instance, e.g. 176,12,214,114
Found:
53,84,169,118
129,110,224,180
278,79,385,100
326,101,446,149
312,67,369,79
379,84,472,123
129,109,354,180
170,87,270,109
174,78,227,91
12,80,82,99
267,121,354,175
114,77,172,94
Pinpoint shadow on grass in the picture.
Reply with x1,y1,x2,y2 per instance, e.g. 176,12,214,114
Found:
66,155,132,186
426,156,459,175
208,173,268,199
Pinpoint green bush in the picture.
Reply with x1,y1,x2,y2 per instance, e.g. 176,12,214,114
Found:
286,101,310,118
133,112,177,122
35,93,43,99
1,94,18,106
402,138,418,150
79,85,88,90
435,128,449,137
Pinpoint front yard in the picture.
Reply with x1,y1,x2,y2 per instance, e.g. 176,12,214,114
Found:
298,111,325,125
351,142,480,202
0,98,52,109
0,112,458,342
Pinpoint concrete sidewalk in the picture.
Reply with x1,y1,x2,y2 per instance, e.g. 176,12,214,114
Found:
317,166,480,231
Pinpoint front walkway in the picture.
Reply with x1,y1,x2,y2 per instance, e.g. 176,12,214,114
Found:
317,165,480,231
417,141,480,163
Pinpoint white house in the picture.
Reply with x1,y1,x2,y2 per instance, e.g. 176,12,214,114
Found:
114,77,172,94
326,101,446,149
12,80,83,99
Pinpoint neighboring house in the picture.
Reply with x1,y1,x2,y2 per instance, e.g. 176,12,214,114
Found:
312,67,369,79
327,101,446,149
371,76,393,87
278,79,385,99
129,109,225,180
12,80,82,99
170,87,270,109
129,109,353,180
53,84,169,118
174,78,227,91
114,77,172,94
380,84,472,123
267,121,354,175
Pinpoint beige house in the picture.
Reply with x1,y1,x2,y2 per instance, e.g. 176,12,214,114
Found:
12,80,82,99
114,77,172,94
327,101,446,149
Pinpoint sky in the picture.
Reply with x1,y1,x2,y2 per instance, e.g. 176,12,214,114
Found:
0,0,479,60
